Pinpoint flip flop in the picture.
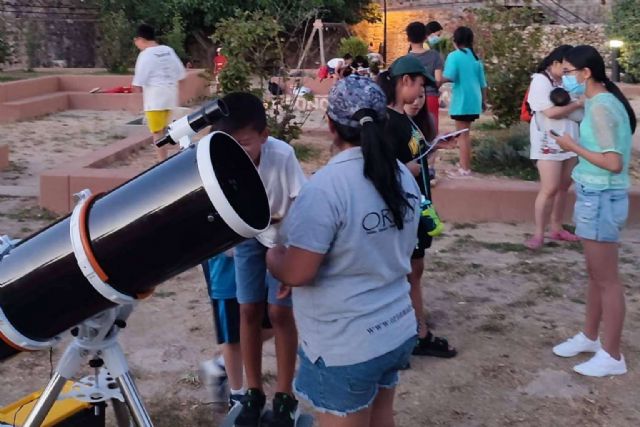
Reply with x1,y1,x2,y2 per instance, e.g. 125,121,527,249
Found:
549,229,579,242
524,236,544,250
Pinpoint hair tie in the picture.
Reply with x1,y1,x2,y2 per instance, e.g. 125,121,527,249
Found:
359,116,374,126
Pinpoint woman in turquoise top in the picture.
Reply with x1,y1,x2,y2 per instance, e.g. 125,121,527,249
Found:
551,45,636,378
442,26,488,176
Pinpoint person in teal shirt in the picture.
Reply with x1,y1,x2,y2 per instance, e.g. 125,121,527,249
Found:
551,45,636,378
442,26,487,176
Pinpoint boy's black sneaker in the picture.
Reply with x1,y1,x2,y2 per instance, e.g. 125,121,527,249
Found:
235,388,266,427
270,392,299,427
229,392,243,411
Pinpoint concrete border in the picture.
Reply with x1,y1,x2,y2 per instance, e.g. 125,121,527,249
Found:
0,70,209,124
40,130,154,213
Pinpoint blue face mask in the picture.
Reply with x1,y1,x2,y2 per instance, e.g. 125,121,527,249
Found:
427,35,441,47
562,75,585,96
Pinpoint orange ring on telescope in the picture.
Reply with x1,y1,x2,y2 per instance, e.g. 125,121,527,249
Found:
79,193,110,283
0,331,31,352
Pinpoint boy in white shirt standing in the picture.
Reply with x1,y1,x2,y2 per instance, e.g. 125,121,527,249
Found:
217,93,306,427
132,24,186,162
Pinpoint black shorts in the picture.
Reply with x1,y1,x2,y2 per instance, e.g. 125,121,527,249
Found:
211,299,272,345
412,218,433,259
450,114,479,122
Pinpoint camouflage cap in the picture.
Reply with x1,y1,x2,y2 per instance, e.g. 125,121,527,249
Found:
327,75,387,129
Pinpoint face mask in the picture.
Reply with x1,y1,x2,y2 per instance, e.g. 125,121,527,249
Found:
562,75,585,96
427,35,441,47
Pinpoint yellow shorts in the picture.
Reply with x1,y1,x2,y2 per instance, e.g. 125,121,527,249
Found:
145,110,171,134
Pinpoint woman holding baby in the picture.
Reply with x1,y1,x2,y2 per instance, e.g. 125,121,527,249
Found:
525,45,585,249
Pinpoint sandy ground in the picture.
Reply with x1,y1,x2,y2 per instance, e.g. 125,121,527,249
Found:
0,109,639,426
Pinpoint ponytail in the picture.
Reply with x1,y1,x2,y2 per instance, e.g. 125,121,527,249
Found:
453,26,479,60
332,109,410,230
377,71,396,105
603,78,637,133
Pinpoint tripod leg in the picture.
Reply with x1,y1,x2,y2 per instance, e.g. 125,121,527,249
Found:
22,373,67,427
117,373,153,427
111,398,133,427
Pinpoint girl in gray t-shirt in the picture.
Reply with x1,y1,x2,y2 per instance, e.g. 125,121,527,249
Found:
266,76,420,425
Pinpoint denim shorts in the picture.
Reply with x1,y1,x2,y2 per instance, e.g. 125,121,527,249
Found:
574,185,629,243
294,336,416,416
234,238,292,307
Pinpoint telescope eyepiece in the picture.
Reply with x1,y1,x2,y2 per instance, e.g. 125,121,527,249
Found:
155,98,229,148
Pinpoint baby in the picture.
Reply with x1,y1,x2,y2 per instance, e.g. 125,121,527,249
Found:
550,87,584,122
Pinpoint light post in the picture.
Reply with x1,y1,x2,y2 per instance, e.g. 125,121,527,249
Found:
609,39,624,83
383,0,388,65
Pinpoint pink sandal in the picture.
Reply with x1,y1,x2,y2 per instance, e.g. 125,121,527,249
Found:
524,236,544,250
549,229,579,242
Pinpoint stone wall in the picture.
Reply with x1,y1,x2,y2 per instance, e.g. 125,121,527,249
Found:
0,0,99,69
385,0,610,24
352,8,608,65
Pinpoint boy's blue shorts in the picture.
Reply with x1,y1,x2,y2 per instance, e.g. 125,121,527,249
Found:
234,238,292,307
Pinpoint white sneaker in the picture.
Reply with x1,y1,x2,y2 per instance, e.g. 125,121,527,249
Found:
573,349,627,377
553,332,601,358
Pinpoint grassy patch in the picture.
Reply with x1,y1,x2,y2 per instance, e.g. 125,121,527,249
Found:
177,371,201,388
451,223,478,230
447,234,528,254
146,399,214,427
476,312,511,334
292,143,322,162
476,120,506,131
153,290,177,298
472,126,538,181
3,206,58,222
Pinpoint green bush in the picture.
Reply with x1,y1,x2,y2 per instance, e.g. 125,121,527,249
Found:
25,21,42,70
98,10,135,74
212,10,282,93
432,37,454,59
165,15,187,61
0,17,11,65
338,36,368,59
607,0,640,81
472,126,538,181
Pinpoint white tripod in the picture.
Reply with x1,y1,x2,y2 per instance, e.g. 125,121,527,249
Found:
22,305,153,427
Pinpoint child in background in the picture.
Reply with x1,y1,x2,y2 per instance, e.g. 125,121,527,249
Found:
407,21,444,133
216,92,306,427
378,56,457,361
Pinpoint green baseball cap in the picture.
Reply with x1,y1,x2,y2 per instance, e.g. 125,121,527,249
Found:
389,55,436,86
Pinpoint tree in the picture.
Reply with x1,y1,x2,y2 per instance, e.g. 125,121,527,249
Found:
607,0,640,81
98,10,136,73
98,0,380,57
471,4,544,126
164,15,187,61
0,17,11,66
212,10,283,93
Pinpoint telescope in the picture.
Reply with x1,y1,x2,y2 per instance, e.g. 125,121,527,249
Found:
154,98,229,148
0,128,270,426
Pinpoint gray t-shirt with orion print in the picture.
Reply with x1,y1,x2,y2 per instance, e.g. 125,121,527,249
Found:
282,147,419,367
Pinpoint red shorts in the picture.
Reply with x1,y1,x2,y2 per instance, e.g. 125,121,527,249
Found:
426,95,440,134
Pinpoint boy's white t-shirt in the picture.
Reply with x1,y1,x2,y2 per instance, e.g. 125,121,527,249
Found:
132,45,187,111
327,58,345,69
256,137,306,248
